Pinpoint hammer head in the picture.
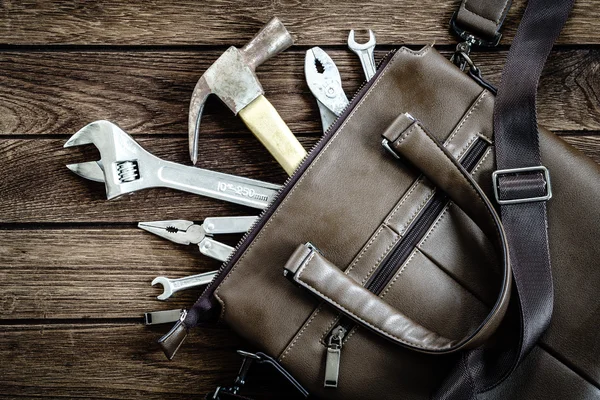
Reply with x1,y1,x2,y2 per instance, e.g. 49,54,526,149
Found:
188,17,294,164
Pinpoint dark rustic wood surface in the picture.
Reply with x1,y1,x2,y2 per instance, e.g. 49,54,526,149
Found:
1,1,599,398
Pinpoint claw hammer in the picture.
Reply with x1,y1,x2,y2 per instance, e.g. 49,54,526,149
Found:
189,17,306,175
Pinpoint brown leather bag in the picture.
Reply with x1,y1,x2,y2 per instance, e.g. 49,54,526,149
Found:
159,0,600,398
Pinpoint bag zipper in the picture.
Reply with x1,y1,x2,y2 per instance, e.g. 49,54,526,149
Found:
322,137,489,385
323,325,347,388
368,137,488,296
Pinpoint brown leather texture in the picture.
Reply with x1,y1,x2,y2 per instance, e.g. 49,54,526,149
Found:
455,0,511,40
285,115,514,354
214,46,600,399
287,245,461,351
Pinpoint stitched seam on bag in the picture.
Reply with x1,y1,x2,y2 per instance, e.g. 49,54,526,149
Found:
396,124,418,146
477,130,493,144
445,90,488,146
320,315,343,345
279,304,323,362
345,225,385,276
296,256,432,350
344,241,414,342
419,203,452,247
415,125,501,244
215,46,433,319
385,176,424,224
416,149,492,249
456,134,479,162
360,234,401,285
462,0,510,26
379,249,418,298
396,189,437,235
344,325,360,343
472,147,493,176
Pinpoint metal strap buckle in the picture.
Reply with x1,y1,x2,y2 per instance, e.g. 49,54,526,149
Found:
381,138,400,159
492,166,552,205
449,12,501,71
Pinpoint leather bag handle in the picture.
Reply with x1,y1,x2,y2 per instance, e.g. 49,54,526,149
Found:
284,114,512,354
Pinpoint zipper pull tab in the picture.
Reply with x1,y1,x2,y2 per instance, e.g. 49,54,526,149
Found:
324,326,346,388
158,309,188,360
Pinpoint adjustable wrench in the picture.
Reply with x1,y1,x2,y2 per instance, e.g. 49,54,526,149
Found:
64,120,281,209
347,29,377,81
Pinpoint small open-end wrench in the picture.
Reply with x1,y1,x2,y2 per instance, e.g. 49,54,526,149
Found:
64,121,281,209
347,29,377,81
152,271,217,301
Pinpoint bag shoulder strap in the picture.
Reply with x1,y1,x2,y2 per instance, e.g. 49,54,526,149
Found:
437,0,575,398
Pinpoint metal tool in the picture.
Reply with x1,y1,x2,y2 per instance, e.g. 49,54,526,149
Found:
305,47,349,132
64,120,281,209
189,17,306,175
151,272,217,301
139,217,257,300
347,29,377,81
138,216,256,262
144,309,185,325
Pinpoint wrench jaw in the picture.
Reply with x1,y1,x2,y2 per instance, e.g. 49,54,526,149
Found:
66,161,105,183
152,276,173,301
347,29,377,81
347,29,376,50
64,120,161,200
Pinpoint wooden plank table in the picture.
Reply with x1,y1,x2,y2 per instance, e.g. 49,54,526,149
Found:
1,1,599,398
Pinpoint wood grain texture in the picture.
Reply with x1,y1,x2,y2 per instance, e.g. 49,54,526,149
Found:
1,0,599,397
0,228,223,319
0,135,598,223
0,323,298,399
0,49,599,136
0,0,599,46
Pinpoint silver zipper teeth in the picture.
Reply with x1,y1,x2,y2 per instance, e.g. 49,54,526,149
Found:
196,48,399,310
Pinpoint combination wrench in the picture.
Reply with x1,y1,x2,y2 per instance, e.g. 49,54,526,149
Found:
347,29,377,81
151,271,217,301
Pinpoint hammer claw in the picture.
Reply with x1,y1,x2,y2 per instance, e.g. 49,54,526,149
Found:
188,77,212,165
186,18,304,174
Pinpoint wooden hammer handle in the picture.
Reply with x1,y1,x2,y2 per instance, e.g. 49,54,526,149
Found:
238,95,307,176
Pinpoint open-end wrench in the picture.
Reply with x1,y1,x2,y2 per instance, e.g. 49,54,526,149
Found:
152,271,217,301
347,29,377,81
64,120,281,209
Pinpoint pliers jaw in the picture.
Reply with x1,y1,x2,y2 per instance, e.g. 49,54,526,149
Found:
304,47,349,131
305,47,343,90
137,220,206,246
